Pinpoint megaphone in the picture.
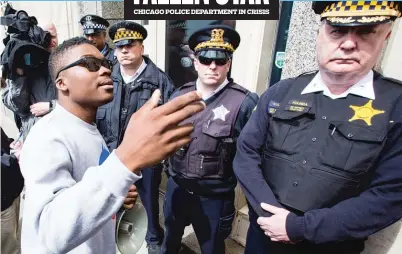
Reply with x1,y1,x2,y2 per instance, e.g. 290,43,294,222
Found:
115,197,148,254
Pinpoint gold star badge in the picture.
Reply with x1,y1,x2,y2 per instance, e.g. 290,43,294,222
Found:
349,100,385,126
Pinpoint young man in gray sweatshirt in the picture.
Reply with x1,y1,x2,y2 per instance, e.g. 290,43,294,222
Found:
18,37,205,254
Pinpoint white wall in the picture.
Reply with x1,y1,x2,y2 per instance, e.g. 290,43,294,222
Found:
231,20,278,94
381,19,402,80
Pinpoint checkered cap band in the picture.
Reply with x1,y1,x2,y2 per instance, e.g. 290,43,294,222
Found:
113,28,144,42
83,23,107,30
322,1,401,18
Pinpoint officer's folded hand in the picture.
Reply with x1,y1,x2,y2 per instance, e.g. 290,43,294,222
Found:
258,203,292,243
116,89,205,174
123,185,138,210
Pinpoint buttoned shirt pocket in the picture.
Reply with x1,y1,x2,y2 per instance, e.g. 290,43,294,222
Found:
319,121,386,174
194,121,232,178
201,121,232,153
267,110,315,156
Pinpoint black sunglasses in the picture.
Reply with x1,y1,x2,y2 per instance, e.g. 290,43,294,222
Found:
55,56,113,79
198,56,229,66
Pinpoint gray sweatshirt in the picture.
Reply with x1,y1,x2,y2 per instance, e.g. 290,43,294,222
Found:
19,103,141,254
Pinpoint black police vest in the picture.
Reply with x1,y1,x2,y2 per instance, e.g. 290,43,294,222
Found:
263,72,402,212
169,81,248,179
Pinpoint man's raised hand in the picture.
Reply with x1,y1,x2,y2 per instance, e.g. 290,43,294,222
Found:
116,89,205,174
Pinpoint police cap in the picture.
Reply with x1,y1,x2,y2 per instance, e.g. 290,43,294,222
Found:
108,21,148,47
188,25,240,59
79,14,109,35
312,1,402,26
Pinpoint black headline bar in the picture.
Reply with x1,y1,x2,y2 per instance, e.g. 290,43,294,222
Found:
124,0,279,20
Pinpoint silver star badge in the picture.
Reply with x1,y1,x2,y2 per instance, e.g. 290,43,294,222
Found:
212,105,230,121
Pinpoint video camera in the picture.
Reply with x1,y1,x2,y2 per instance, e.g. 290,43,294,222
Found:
1,3,51,79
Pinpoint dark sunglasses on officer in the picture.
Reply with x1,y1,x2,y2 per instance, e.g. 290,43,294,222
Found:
55,56,113,80
197,55,229,66
196,50,231,67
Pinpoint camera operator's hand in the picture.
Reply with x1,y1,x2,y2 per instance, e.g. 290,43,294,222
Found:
115,89,205,174
30,102,50,117
16,68,24,76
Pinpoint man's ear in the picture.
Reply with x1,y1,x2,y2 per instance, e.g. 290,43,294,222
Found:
194,58,199,72
317,20,325,36
227,58,232,70
55,78,68,93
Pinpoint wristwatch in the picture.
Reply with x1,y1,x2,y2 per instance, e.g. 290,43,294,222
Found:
49,101,54,111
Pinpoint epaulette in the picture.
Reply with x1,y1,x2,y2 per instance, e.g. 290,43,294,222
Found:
382,76,402,87
178,81,196,91
374,70,402,87
229,82,249,95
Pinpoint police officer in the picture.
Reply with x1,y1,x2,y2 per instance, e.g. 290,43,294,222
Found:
234,1,402,254
80,14,116,64
166,20,197,88
95,21,174,254
161,25,258,254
